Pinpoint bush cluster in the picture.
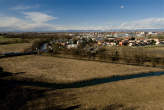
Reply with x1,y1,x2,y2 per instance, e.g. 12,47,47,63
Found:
31,38,164,67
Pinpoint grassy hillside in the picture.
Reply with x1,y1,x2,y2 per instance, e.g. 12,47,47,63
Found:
1,43,164,109
0,55,164,110
0,43,32,53
0,36,29,45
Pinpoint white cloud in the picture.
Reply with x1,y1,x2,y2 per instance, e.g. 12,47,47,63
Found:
0,12,58,31
23,12,57,23
52,25,112,31
10,5,40,10
113,18,164,30
59,18,164,30
0,12,164,31
120,5,125,9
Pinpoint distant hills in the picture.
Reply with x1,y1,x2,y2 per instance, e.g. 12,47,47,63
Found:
42,29,164,32
61,29,164,32
0,29,164,33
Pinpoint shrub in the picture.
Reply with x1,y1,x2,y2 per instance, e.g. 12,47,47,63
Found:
119,47,148,65
32,39,50,51
51,43,61,54
97,47,108,60
111,51,120,62
151,58,160,67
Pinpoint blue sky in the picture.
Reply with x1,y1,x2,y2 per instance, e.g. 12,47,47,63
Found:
0,0,164,31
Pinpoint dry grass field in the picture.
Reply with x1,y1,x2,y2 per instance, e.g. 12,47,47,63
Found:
1,43,164,110
0,43,32,53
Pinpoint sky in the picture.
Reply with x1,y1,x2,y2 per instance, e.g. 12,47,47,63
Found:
0,0,164,31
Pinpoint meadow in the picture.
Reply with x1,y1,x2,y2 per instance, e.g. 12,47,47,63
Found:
0,36,29,45
1,43,164,110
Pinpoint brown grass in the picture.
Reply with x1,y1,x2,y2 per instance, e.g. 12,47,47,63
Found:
1,43,164,109
1,55,164,110
1,55,163,82
0,43,32,53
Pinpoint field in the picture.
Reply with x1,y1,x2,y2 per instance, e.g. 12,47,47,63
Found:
0,43,32,53
0,36,29,45
1,43,164,110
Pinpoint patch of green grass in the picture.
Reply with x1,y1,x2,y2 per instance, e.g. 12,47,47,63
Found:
0,36,29,45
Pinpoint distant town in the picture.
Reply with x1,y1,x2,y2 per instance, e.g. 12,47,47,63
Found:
1,32,164,50
64,31,164,47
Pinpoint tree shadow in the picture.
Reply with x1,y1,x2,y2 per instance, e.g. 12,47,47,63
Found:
0,67,80,110
2,71,164,90
1,66,164,110
0,67,25,78
0,52,36,59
